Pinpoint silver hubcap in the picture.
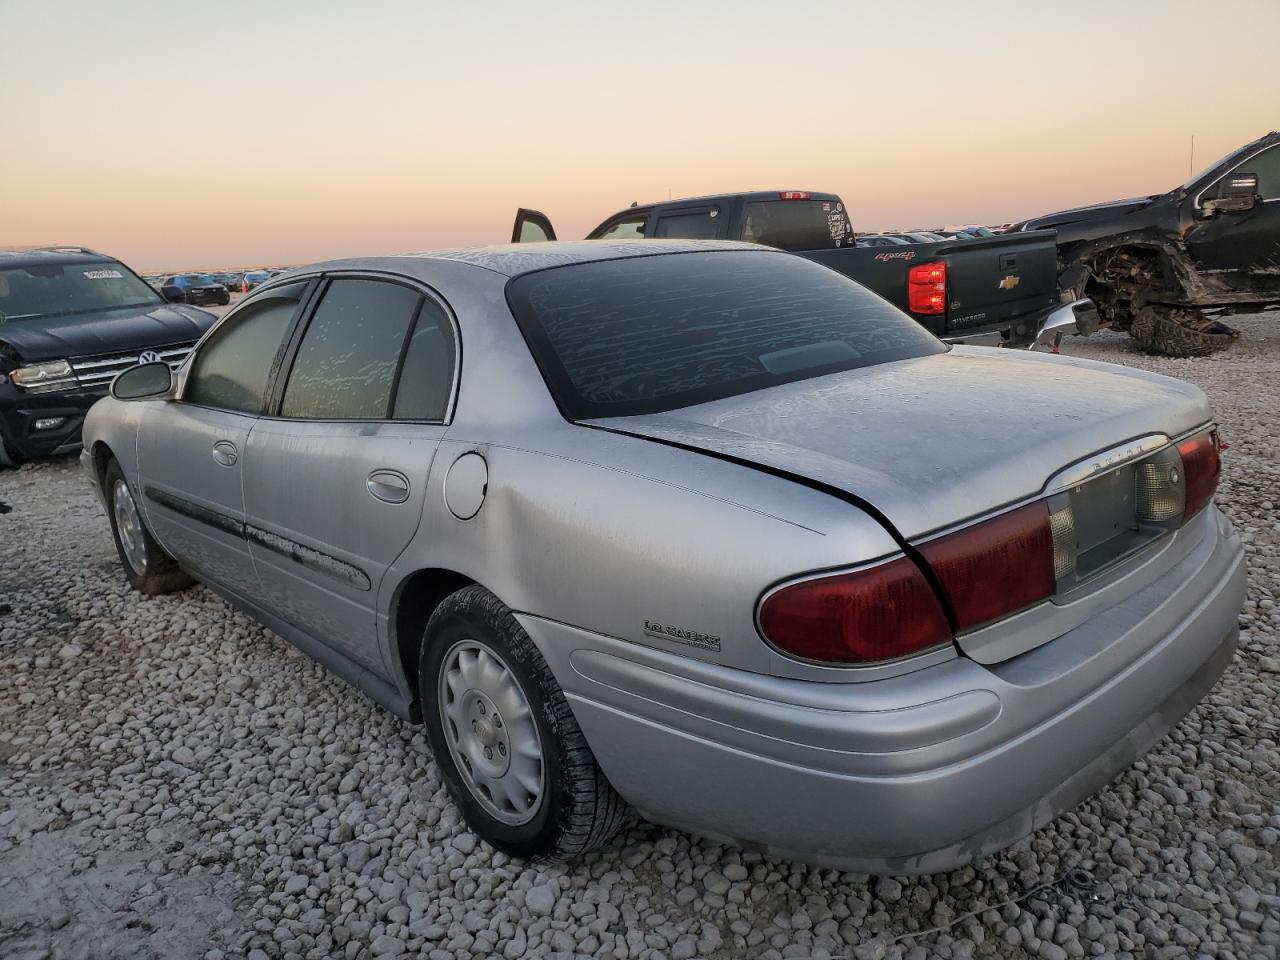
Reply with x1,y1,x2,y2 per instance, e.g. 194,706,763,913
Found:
112,478,148,575
439,639,544,825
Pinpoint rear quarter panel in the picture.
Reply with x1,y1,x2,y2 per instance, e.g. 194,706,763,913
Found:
384,424,904,680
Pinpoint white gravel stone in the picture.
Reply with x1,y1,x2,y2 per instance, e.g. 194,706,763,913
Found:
525,883,557,917
1,315,1277,959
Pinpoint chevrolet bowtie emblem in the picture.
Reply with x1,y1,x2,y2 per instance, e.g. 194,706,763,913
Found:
998,275,1020,291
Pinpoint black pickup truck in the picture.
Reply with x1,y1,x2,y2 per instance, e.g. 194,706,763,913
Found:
513,191,1098,348
0,247,216,466
1015,131,1280,357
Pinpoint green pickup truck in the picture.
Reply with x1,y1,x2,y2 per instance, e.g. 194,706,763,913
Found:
513,191,1098,348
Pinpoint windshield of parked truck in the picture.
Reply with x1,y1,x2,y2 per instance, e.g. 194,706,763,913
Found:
0,260,160,322
741,198,855,251
507,249,945,419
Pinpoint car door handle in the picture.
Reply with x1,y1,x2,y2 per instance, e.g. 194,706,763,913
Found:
367,469,410,504
212,440,238,467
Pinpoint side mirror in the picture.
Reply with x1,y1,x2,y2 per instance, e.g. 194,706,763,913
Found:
1202,172,1259,216
111,362,173,401
161,285,186,303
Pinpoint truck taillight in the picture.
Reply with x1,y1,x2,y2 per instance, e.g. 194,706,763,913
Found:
758,556,952,665
907,260,947,315
778,191,812,200
1177,430,1222,520
918,502,1057,632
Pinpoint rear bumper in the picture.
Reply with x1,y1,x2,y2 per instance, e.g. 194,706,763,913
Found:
183,289,229,306
521,507,1245,874
1030,298,1102,348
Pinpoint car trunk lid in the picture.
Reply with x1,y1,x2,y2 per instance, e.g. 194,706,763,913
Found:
586,347,1211,542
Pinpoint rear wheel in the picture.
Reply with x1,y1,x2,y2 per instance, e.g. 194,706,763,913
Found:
1129,305,1239,358
103,459,194,595
420,585,628,860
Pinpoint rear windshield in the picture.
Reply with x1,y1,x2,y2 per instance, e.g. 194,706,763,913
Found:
0,260,160,322
506,250,945,420
741,199,854,251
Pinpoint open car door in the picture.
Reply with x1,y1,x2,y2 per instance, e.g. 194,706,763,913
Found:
512,208,557,243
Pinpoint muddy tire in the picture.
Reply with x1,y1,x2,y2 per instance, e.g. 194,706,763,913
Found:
420,584,629,861
103,459,194,596
1129,306,1239,358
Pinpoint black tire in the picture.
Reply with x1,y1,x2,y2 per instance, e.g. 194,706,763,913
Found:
1129,305,1238,358
0,434,21,469
420,585,628,861
103,459,194,596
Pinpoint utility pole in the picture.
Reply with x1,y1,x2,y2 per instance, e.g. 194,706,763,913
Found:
1189,135,1195,178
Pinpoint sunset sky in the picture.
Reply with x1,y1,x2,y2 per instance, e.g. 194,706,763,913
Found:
3,0,1278,271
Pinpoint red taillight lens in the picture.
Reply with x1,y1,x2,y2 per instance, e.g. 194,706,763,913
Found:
758,556,952,664
778,190,812,200
1177,430,1221,519
919,502,1057,632
907,260,947,315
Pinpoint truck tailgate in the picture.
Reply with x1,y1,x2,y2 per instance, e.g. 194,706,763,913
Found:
940,230,1058,336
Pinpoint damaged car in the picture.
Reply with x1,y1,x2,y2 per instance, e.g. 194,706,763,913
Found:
1016,131,1280,356
83,241,1243,873
0,247,216,466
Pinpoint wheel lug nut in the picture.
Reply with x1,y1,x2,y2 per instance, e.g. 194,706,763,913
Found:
493,717,502,728
498,743,506,756
484,747,493,760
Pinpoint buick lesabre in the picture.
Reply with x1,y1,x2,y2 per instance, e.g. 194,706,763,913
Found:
82,241,1245,873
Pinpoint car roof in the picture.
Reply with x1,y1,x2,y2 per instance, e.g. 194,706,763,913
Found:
290,239,771,281
633,190,843,208
0,247,117,270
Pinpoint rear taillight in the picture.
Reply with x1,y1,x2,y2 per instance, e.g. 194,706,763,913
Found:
758,556,952,665
1177,430,1222,519
918,502,1057,632
907,260,946,315
778,190,812,200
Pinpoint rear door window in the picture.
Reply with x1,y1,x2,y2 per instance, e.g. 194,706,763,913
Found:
280,278,422,420
742,199,854,250
392,299,456,421
654,208,721,240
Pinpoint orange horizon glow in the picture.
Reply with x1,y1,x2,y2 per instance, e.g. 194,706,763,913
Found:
3,0,1278,272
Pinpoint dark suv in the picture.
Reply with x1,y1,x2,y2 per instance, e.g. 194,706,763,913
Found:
0,247,217,466
160,274,231,307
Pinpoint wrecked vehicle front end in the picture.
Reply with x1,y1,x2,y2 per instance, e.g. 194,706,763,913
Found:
1017,131,1280,357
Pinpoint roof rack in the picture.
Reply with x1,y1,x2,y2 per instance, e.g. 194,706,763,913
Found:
0,244,103,256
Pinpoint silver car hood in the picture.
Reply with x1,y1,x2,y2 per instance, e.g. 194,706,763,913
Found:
589,347,1211,540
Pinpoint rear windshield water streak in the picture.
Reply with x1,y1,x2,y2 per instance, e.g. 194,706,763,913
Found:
506,250,945,420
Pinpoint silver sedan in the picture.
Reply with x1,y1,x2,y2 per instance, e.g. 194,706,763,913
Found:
81,240,1245,873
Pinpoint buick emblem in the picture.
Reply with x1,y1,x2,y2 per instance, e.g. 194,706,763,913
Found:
139,350,161,364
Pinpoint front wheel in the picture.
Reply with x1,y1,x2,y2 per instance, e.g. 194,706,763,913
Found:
420,585,628,861
0,433,20,469
1129,305,1238,358
104,459,194,596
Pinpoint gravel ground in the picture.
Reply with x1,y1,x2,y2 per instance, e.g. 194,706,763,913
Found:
1,315,1277,960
